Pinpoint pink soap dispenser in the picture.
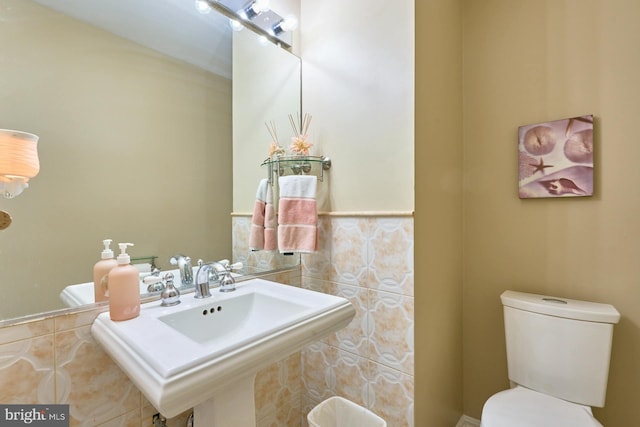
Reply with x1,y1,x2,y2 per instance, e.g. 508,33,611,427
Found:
93,239,117,303
108,243,140,321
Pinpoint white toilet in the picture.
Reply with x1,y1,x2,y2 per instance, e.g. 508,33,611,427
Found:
481,290,620,427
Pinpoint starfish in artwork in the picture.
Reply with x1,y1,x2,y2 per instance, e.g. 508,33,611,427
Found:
530,157,553,174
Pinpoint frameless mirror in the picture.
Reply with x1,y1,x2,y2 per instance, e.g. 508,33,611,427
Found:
0,0,300,323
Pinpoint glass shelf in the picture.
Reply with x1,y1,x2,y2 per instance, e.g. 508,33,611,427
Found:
261,155,332,183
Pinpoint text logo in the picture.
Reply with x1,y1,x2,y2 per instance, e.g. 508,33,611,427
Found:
0,405,69,426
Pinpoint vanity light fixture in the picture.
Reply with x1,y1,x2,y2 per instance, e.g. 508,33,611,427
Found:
271,14,298,36
207,0,293,48
238,0,270,20
0,129,40,199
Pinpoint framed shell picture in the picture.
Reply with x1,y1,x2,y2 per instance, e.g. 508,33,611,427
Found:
518,115,594,198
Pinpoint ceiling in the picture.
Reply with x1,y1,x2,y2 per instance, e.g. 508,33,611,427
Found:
32,0,233,78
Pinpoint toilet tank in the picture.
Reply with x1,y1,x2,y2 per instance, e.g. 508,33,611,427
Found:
501,290,620,408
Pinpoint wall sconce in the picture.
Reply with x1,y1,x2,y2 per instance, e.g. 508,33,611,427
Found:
0,129,40,199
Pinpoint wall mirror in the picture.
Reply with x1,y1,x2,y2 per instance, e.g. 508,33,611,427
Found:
0,0,301,323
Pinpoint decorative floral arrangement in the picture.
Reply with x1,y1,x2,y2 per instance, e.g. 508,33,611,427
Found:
265,121,285,158
288,112,313,156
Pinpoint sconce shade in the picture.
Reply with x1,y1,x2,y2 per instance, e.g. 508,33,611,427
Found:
0,129,40,198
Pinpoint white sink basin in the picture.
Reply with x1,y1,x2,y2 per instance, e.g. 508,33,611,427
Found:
91,278,354,423
158,291,320,346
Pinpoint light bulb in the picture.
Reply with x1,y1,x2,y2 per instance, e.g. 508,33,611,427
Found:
252,0,270,13
239,0,270,20
195,0,211,14
229,19,244,31
272,14,298,35
280,15,298,31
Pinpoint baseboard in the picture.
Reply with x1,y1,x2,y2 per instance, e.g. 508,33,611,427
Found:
456,415,481,427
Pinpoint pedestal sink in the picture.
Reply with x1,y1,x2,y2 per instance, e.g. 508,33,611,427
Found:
91,278,355,426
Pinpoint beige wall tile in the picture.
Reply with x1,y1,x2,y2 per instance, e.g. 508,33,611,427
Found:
55,307,105,332
368,290,414,375
55,326,140,425
367,217,414,296
95,408,140,427
329,218,369,286
0,319,54,343
0,335,55,404
303,278,368,357
301,215,415,426
255,353,302,427
302,342,369,408
368,361,414,427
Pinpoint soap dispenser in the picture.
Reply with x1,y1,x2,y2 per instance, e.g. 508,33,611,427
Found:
108,243,140,321
93,239,117,303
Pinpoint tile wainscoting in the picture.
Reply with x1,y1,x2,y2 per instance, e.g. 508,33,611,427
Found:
0,213,413,427
235,213,415,426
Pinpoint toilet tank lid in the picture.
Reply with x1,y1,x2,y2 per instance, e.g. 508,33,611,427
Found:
501,290,620,324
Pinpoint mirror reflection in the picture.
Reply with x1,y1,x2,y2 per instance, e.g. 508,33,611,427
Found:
0,0,300,322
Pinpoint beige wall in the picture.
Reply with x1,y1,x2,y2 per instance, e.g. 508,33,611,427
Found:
300,0,414,213
415,0,464,425
462,0,640,424
232,29,302,213
0,0,232,319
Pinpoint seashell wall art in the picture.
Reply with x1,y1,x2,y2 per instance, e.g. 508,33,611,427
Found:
518,114,594,198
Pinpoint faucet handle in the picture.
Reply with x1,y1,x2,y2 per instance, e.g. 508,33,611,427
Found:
160,273,181,306
144,275,165,293
169,254,191,265
229,262,243,272
218,261,243,293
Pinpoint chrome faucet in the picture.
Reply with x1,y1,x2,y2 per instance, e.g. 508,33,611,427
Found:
194,260,222,298
194,259,243,298
169,254,193,287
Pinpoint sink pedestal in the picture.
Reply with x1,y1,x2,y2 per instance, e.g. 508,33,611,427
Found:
193,375,257,427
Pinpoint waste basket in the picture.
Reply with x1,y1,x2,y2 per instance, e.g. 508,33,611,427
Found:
307,396,387,427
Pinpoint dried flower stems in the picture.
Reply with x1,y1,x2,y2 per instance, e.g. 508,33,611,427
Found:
288,112,312,137
265,120,279,143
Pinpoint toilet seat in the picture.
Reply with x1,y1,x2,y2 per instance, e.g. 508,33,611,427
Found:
481,386,603,427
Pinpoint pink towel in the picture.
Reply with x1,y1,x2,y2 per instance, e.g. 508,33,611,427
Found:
249,179,268,250
277,175,317,253
264,184,277,251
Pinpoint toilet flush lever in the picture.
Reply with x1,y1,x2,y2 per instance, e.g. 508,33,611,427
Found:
542,297,567,304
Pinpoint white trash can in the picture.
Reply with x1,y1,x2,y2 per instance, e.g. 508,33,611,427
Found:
307,396,387,427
